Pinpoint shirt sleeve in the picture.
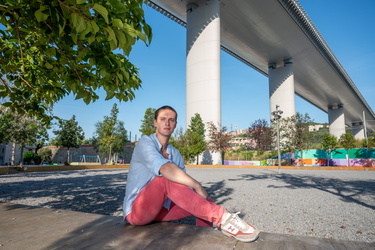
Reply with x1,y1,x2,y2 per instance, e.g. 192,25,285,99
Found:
132,135,171,176
171,146,186,172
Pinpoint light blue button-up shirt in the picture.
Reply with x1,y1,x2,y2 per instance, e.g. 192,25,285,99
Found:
123,133,185,218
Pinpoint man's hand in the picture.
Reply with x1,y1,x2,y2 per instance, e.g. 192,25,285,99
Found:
160,162,208,199
193,183,208,200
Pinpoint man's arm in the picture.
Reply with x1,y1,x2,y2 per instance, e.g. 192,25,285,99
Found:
159,162,208,199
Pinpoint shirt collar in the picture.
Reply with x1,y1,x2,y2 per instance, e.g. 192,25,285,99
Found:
150,133,170,153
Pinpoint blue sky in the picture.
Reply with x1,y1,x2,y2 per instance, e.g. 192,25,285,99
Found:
51,0,375,141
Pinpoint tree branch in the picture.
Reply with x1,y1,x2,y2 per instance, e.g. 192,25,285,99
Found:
14,20,25,71
0,77,12,93
17,73,37,91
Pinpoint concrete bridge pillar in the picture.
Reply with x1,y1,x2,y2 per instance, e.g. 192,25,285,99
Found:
352,122,365,140
186,0,221,164
328,104,346,138
268,59,296,119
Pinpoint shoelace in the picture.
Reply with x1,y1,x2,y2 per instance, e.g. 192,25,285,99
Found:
230,212,248,230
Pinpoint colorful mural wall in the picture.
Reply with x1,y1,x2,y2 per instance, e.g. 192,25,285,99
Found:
293,148,375,167
223,148,375,167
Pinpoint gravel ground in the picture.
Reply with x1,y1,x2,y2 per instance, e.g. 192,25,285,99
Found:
0,168,374,243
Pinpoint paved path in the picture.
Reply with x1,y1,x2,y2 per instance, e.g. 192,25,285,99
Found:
0,202,374,250
0,167,374,248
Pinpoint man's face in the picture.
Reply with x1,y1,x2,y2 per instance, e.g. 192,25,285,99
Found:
154,109,177,137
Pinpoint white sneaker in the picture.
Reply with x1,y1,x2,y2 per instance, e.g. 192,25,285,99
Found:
220,212,260,242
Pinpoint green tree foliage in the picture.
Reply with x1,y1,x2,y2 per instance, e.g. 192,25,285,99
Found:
0,107,13,143
187,113,206,164
362,132,375,149
339,133,356,167
279,113,314,166
248,119,273,152
321,134,338,166
171,114,207,164
309,123,329,145
369,132,375,148
23,151,41,165
38,148,52,163
53,115,84,163
82,138,95,145
0,0,152,123
33,124,49,153
206,121,232,164
170,127,194,163
93,103,128,163
139,107,156,136
0,107,46,165
23,151,35,165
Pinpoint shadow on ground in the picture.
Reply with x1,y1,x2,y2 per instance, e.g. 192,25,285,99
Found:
228,172,375,210
0,203,235,250
0,169,235,223
0,170,128,216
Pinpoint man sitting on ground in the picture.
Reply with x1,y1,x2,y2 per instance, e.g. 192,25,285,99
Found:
123,105,259,243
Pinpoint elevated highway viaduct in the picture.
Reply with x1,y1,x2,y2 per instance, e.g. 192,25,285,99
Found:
148,0,375,163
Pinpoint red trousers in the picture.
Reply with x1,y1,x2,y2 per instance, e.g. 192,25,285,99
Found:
126,176,225,227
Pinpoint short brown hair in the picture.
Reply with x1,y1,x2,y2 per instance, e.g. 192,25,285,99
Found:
154,105,178,121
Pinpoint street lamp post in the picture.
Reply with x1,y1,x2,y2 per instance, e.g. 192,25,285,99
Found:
271,105,283,173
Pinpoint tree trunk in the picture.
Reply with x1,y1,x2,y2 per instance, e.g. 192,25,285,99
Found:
11,141,16,166
35,145,43,154
19,144,24,167
108,145,112,164
67,147,70,164
301,150,304,167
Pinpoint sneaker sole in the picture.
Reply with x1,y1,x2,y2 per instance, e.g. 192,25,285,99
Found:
221,228,260,243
